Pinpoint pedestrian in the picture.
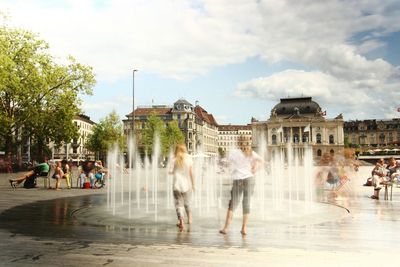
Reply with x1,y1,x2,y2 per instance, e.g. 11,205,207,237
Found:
171,143,195,231
219,143,262,236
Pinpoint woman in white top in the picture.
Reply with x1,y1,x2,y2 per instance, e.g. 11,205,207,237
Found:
172,143,195,231
219,144,262,236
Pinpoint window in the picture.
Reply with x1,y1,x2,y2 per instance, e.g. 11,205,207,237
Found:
272,134,277,145
302,134,308,143
329,135,334,144
188,133,192,139
317,149,322,157
316,133,322,144
379,134,385,144
330,149,335,156
293,134,299,143
188,122,192,129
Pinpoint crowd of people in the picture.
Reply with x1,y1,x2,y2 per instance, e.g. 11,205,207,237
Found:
9,158,108,190
367,157,400,200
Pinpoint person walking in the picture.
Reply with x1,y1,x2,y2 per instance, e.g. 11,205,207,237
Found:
219,143,262,236
171,143,195,231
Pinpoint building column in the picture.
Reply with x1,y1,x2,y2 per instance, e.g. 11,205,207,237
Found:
300,127,303,144
290,127,293,144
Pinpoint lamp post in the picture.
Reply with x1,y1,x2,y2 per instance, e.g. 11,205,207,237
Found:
132,69,138,136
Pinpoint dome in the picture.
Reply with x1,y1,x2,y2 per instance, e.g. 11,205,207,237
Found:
271,97,321,117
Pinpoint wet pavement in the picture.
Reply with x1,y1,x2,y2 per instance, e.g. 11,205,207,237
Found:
0,168,400,266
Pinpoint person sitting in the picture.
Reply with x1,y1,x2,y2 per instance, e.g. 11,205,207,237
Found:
79,160,95,188
371,158,388,200
386,157,398,179
390,160,400,183
9,157,49,189
61,159,71,189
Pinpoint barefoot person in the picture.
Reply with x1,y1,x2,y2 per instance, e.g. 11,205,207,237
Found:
171,143,195,231
219,142,262,236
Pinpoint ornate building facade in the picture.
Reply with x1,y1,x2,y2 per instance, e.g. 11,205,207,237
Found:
251,97,344,159
344,119,400,147
123,99,218,156
217,125,252,156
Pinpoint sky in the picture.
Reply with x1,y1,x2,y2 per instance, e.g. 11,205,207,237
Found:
1,0,400,125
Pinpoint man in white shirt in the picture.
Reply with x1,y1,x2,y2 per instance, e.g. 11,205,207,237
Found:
219,143,263,236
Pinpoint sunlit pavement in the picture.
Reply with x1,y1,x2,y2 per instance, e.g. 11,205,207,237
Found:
0,167,399,267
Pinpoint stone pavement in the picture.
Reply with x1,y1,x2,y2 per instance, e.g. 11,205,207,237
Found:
0,168,399,267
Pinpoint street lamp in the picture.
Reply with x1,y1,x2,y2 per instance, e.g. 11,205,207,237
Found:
132,69,138,136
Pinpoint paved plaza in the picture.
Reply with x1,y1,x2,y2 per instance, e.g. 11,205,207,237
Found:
0,167,399,267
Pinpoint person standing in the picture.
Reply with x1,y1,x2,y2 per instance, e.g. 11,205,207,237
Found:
53,161,64,190
219,144,262,236
171,143,195,231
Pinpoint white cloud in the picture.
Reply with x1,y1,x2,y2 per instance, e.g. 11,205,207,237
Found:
1,0,400,120
236,69,400,120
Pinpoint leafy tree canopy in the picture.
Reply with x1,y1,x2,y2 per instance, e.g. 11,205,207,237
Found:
0,22,95,159
86,111,125,160
141,113,185,156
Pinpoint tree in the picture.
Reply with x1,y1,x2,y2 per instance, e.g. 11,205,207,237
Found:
140,114,185,156
0,23,95,160
141,113,165,155
163,121,185,155
86,111,125,161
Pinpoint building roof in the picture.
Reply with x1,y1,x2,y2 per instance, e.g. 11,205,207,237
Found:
133,107,172,116
174,98,193,106
218,125,251,131
195,106,218,126
74,114,95,125
271,97,322,117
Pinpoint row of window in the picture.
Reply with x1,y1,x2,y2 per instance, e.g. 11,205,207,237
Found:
218,142,251,146
218,136,252,140
352,135,400,144
271,134,335,144
219,131,251,135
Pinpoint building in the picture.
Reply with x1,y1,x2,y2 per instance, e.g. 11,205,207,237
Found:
123,99,219,156
251,97,344,159
218,124,252,156
344,119,400,147
50,114,96,160
194,105,219,156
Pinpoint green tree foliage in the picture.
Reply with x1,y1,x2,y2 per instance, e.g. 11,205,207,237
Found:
163,120,185,155
0,23,95,159
141,113,185,156
86,111,125,161
141,113,165,155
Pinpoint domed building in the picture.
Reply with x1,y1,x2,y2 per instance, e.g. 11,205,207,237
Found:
252,97,344,159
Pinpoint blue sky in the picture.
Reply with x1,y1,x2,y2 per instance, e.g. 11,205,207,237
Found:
1,0,400,124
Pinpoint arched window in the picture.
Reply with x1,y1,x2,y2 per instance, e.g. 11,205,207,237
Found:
330,149,334,156
316,133,322,144
302,134,308,143
329,135,334,144
272,134,277,145
317,149,322,157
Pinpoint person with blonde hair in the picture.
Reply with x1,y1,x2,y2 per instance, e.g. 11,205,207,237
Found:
171,143,195,231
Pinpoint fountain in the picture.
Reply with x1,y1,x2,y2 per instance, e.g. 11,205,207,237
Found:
72,131,349,230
